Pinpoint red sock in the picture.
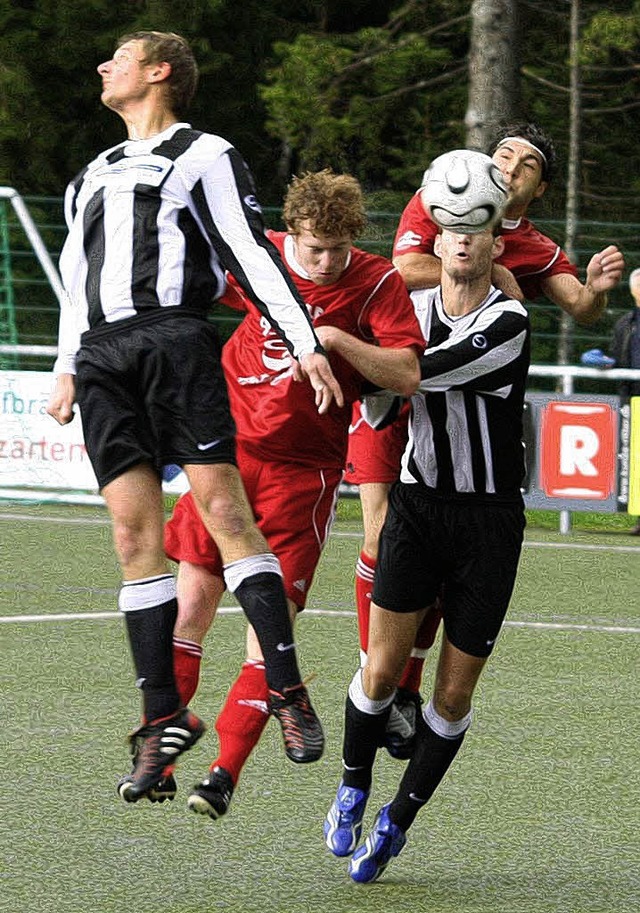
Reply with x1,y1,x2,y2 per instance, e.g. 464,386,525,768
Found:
212,661,270,785
355,550,376,653
173,637,203,706
398,600,443,692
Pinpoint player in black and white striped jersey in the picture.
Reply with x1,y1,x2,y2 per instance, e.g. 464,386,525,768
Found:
47,30,343,804
401,284,529,500
319,225,530,882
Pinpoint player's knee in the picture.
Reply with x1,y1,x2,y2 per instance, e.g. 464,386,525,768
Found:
364,656,400,700
433,686,473,722
197,491,251,539
112,520,158,569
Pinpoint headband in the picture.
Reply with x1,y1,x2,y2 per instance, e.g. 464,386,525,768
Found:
496,137,547,166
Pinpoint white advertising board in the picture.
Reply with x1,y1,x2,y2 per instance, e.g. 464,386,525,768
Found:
0,370,98,490
0,371,188,498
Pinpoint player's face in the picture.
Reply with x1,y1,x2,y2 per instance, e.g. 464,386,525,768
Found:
97,40,152,112
492,140,547,211
291,222,353,285
435,229,503,281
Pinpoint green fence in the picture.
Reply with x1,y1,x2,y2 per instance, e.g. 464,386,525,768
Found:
2,195,639,384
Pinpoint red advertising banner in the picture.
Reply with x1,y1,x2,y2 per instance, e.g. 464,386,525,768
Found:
539,401,617,500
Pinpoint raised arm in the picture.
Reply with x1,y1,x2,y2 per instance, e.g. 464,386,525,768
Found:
541,245,625,326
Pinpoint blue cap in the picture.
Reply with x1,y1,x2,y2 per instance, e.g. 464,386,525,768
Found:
580,348,616,367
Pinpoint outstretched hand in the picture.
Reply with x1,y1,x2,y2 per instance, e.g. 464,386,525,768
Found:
586,245,625,294
46,373,76,425
295,351,344,414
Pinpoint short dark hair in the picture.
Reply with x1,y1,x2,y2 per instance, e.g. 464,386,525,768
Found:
487,123,556,183
117,31,198,117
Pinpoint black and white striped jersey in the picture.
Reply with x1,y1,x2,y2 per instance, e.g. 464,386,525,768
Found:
401,286,530,502
54,122,318,374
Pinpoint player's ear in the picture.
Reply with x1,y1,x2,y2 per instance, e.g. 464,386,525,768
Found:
434,232,443,258
148,60,172,84
492,235,505,259
533,180,548,201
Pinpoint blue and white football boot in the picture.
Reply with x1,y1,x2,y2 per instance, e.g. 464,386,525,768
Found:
324,781,369,857
348,804,407,883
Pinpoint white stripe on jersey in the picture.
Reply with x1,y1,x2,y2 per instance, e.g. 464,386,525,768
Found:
401,285,530,498
55,122,319,372
476,395,496,493
418,328,529,392
445,391,474,492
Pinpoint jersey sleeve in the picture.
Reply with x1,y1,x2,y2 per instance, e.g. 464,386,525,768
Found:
503,222,579,300
419,302,530,393
190,141,321,359
52,292,86,375
392,192,439,258
361,267,426,351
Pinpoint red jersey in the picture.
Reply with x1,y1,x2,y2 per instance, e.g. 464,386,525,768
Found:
393,191,578,300
221,230,424,468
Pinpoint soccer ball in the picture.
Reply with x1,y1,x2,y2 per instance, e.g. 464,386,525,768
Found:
421,149,508,234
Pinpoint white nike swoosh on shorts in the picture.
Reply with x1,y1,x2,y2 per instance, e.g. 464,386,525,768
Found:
197,439,221,451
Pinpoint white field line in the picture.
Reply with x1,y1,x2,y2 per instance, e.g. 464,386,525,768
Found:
1,604,639,635
1,512,637,630
1,511,639,554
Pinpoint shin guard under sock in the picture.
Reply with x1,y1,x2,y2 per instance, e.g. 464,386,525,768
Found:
119,575,180,723
389,701,471,831
341,670,394,792
213,661,270,784
355,551,376,654
173,637,203,706
225,557,302,694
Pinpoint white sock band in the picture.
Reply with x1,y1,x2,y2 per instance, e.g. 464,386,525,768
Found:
223,553,283,593
118,574,176,613
423,698,473,739
348,668,395,716
173,637,203,658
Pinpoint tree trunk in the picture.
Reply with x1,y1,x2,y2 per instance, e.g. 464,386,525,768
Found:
465,0,520,151
557,0,581,368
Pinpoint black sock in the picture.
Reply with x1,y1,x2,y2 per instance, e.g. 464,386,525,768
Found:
234,572,302,693
123,597,179,723
389,711,466,831
342,694,391,792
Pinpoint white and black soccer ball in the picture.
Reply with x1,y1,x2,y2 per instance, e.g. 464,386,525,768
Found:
421,149,508,234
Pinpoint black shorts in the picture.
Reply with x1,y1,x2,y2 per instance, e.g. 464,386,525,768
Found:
75,315,236,489
372,482,525,658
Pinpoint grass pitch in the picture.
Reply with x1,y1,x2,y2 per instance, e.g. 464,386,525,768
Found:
1,501,638,913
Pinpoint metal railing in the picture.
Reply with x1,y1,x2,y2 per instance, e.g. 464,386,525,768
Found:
529,364,640,393
2,346,637,387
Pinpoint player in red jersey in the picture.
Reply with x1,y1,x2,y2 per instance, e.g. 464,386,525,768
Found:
164,169,425,818
347,124,625,753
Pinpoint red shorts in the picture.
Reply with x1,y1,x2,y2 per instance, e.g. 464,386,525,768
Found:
344,400,410,485
164,448,342,609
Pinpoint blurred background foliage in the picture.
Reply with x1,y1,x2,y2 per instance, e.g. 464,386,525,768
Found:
0,0,638,375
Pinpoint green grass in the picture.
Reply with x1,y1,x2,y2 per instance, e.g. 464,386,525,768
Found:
336,493,640,534
1,501,639,913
